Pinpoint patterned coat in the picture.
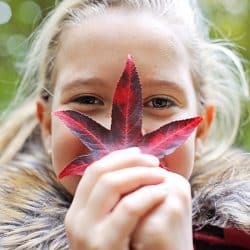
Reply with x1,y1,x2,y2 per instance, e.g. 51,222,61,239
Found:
0,142,249,249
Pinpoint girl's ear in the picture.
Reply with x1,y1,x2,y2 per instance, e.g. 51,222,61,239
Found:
36,98,52,154
195,105,215,159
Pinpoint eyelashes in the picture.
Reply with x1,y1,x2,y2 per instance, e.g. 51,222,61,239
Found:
72,95,104,105
144,96,177,109
72,95,177,110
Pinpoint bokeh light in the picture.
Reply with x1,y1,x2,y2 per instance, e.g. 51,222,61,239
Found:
0,33,9,57
222,0,248,16
0,1,12,25
6,34,27,58
18,1,42,24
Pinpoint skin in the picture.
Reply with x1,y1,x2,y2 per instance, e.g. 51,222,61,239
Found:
37,8,213,250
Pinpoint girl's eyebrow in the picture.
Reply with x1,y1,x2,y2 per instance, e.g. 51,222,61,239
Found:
144,79,188,104
60,77,108,93
144,79,186,95
60,77,187,98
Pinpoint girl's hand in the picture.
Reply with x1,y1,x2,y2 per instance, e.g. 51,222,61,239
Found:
64,147,168,250
131,172,193,250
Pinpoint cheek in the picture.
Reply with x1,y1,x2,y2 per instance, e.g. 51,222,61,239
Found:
162,135,195,179
51,118,89,194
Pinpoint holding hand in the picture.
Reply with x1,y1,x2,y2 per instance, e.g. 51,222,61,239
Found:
64,147,168,250
131,172,193,250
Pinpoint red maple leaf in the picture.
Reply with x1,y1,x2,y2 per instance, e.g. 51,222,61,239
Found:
54,55,202,179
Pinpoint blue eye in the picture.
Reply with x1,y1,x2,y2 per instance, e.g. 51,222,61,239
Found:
73,95,104,105
145,97,177,109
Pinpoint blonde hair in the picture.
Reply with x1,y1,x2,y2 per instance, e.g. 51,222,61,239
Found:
0,0,249,168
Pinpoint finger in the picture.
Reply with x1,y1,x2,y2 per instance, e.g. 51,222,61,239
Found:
131,174,192,250
85,167,167,220
160,171,191,204
73,147,160,208
102,184,168,243
134,195,192,250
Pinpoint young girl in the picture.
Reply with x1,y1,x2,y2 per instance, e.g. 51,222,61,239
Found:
0,0,249,249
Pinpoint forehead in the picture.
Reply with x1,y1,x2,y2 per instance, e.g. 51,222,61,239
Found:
57,10,189,68
53,8,194,97
65,9,181,51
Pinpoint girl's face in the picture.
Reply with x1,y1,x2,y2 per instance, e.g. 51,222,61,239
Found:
38,9,210,194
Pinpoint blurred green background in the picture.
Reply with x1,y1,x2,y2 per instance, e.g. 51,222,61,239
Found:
0,0,249,149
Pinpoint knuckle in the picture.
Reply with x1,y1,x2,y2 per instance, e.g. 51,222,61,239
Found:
178,186,191,206
64,209,104,250
99,174,117,191
85,161,105,180
174,173,190,187
87,239,102,250
83,165,93,177
170,175,191,205
148,227,164,241
127,155,148,168
65,219,97,249
73,231,85,244
121,199,140,217
143,218,163,237
180,177,191,192
64,211,73,232
64,214,81,240
168,197,186,219
177,187,191,205
171,204,183,218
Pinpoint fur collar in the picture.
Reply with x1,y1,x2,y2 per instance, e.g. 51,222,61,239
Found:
0,147,71,249
0,144,249,249
191,149,250,233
